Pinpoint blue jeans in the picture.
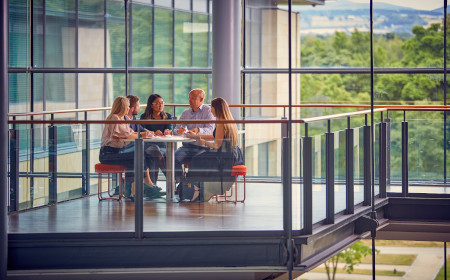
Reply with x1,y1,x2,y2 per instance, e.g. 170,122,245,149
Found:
99,143,155,183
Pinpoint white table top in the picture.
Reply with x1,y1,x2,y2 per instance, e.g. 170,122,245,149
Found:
125,135,195,143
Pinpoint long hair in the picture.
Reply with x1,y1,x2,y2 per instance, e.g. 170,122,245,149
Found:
211,97,238,146
143,94,168,119
107,96,129,120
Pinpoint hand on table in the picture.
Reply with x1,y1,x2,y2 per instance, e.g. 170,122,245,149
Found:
164,129,172,135
155,130,163,136
177,127,186,135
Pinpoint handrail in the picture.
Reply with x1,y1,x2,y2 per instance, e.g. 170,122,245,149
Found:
9,106,450,125
9,104,450,118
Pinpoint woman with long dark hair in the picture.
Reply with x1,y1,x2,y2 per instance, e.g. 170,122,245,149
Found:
140,94,173,184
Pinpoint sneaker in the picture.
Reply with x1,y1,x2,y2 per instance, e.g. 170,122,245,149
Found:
144,185,166,199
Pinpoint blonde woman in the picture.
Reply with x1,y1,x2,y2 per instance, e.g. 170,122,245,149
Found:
99,96,157,200
184,97,242,202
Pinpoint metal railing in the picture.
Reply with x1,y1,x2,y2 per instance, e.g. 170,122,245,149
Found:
7,104,450,234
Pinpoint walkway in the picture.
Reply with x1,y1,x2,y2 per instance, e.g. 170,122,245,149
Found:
299,246,448,280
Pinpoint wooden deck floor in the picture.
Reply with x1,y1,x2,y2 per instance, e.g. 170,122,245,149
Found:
9,182,445,234
8,182,294,233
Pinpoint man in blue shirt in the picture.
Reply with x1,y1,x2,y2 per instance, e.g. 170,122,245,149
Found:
174,89,215,182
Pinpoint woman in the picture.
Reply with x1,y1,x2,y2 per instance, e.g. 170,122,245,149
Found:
140,94,173,135
184,97,241,202
99,96,157,200
140,94,173,184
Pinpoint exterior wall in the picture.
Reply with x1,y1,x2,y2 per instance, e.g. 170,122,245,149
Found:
245,8,301,177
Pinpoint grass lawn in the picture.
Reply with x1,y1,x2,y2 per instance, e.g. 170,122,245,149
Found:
434,256,449,280
360,239,442,247
311,266,405,277
360,253,416,265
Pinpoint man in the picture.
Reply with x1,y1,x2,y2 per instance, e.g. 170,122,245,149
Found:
125,95,146,133
174,89,215,182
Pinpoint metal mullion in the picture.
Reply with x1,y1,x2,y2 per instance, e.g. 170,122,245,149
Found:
129,0,133,93
206,0,211,99
75,0,79,111
125,0,129,96
190,0,193,90
102,0,107,110
151,2,155,93
445,0,448,184
171,0,175,105
30,0,35,207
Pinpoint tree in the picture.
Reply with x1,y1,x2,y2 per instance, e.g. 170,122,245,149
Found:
323,242,377,280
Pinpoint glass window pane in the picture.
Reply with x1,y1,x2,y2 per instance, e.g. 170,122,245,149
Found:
245,1,298,68
130,73,153,115
9,0,29,68
192,13,208,67
79,0,105,68
45,0,76,67
174,73,191,116
192,0,207,13
33,0,44,67
78,73,105,109
154,8,173,67
375,0,444,68
131,3,152,67
9,73,30,112
107,0,126,68
44,73,76,109
154,0,172,8
175,0,191,11
174,11,192,67
153,74,173,102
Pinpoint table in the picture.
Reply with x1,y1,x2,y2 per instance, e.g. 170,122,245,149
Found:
127,136,195,201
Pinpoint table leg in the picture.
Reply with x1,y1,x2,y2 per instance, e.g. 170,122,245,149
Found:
166,142,175,201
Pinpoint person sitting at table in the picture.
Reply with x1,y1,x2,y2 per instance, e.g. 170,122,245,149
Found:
140,93,173,184
125,94,147,133
173,89,215,183
183,97,243,202
99,96,159,201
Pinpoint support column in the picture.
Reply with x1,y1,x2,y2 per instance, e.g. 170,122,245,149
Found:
1,0,8,278
212,0,241,117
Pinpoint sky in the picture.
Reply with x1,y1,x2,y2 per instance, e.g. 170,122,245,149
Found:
349,0,444,11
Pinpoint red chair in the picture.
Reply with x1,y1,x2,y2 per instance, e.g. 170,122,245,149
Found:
95,163,126,201
216,165,247,203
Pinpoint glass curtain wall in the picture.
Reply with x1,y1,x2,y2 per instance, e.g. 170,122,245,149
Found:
244,0,449,190
8,0,212,209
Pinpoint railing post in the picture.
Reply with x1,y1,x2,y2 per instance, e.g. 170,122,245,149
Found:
82,112,90,196
379,119,387,198
281,117,288,138
302,126,313,234
345,120,354,215
325,123,334,224
282,137,293,268
48,123,58,204
402,119,408,197
9,129,19,212
363,125,372,206
385,115,391,185
134,138,144,239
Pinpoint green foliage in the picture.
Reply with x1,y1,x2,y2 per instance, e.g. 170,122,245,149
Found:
323,242,378,280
